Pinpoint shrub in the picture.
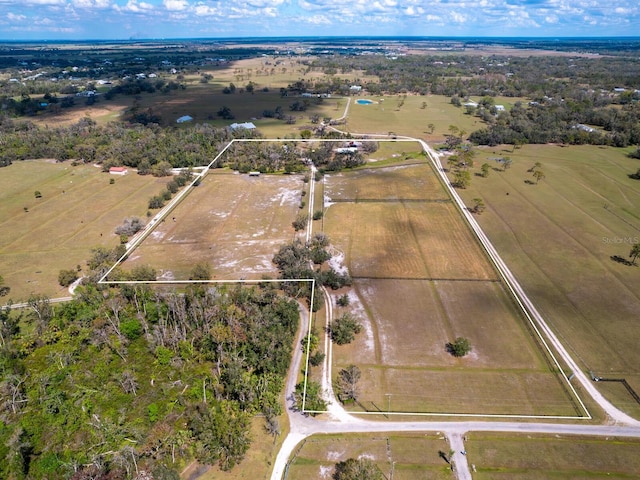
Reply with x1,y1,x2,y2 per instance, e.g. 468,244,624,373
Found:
331,313,362,345
446,337,472,357
58,269,78,287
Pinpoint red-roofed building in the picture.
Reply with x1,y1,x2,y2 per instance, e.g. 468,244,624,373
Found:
109,166,128,175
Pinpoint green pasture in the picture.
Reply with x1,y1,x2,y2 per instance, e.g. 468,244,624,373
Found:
286,433,453,480
467,432,640,479
451,144,640,418
0,161,168,301
344,94,506,141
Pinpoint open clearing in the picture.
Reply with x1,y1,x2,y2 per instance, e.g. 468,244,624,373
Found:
0,160,168,300
322,159,582,416
453,144,640,418
286,433,453,480
344,94,527,141
466,432,640,479
122,169,304,280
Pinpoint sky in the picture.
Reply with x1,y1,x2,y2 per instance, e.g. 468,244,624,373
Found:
0,0,638,41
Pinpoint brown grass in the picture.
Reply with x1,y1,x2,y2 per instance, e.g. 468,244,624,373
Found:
467,432,640,479
0,160,168,300
321,162,580,416
123,169,305,280
453,144,640,418
287,433,453,480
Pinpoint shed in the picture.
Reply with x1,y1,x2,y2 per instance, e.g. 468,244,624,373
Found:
230,122,256,130
177,115,193,123
109,167,128,175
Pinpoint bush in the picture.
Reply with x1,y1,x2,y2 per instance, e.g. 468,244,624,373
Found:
115,217,145,236
336,294,350,307
331,313,362,345
292,213,308,231
309,351,325,367
446,337,472,357
313,210,323,220
121,318,142,340
58,269,79,287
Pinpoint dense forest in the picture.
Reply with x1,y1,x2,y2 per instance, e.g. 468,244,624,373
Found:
0,258,299,479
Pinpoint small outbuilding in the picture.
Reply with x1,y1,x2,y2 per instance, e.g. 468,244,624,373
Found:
177,115,193,123
109,166,129,175
230,122,256,130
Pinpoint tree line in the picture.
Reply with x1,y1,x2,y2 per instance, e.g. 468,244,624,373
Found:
0,115,260,170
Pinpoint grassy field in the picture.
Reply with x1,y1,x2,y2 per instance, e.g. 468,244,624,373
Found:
286,433,453,480
344,94,526,141
0,160,169,300
451,144,640,418
466,432,640,479
321,160,581,416
121,169,305,280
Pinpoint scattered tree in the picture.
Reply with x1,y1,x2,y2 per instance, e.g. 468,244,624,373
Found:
190,262,211,280
0,274,9,297
331,313,362,345
115,217,145,236
630,243,640,265
34,190,42,199
471,198,486,214
480,163,490,177
337,364,361,402
333,458,384,480
446,336,472,357
58,269,79,287
532,168,546,184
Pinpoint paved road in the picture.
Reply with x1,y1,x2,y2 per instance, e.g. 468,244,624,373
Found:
269,136,640,480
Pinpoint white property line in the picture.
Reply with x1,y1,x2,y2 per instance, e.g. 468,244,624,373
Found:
95,137,592,421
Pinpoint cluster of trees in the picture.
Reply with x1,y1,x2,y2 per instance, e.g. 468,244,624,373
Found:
272,235,352,312
147,169,193,211
0,255,299,478
0,116,260,170
468,100,640,147
221,141,305,174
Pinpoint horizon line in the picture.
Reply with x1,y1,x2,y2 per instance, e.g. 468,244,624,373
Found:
2,35,640,44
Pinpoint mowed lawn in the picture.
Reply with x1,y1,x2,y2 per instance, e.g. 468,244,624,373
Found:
0,160,169,300
286,433,453,480
322,162,580,416
123,169,304,280
454,144,640,418
467,432,640,479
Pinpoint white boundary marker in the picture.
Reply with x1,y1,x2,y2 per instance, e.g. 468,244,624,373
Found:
97,137,589,420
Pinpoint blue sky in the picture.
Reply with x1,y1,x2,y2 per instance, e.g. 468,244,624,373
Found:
0,0,638,40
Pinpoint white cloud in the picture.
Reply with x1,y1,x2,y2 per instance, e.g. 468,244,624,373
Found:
450,11,468,24
164,0,188,11
303,14,331,24
194,4,221,16
7,12,27,21
545,14,559,23
71,0,112,7
117,0,154,13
